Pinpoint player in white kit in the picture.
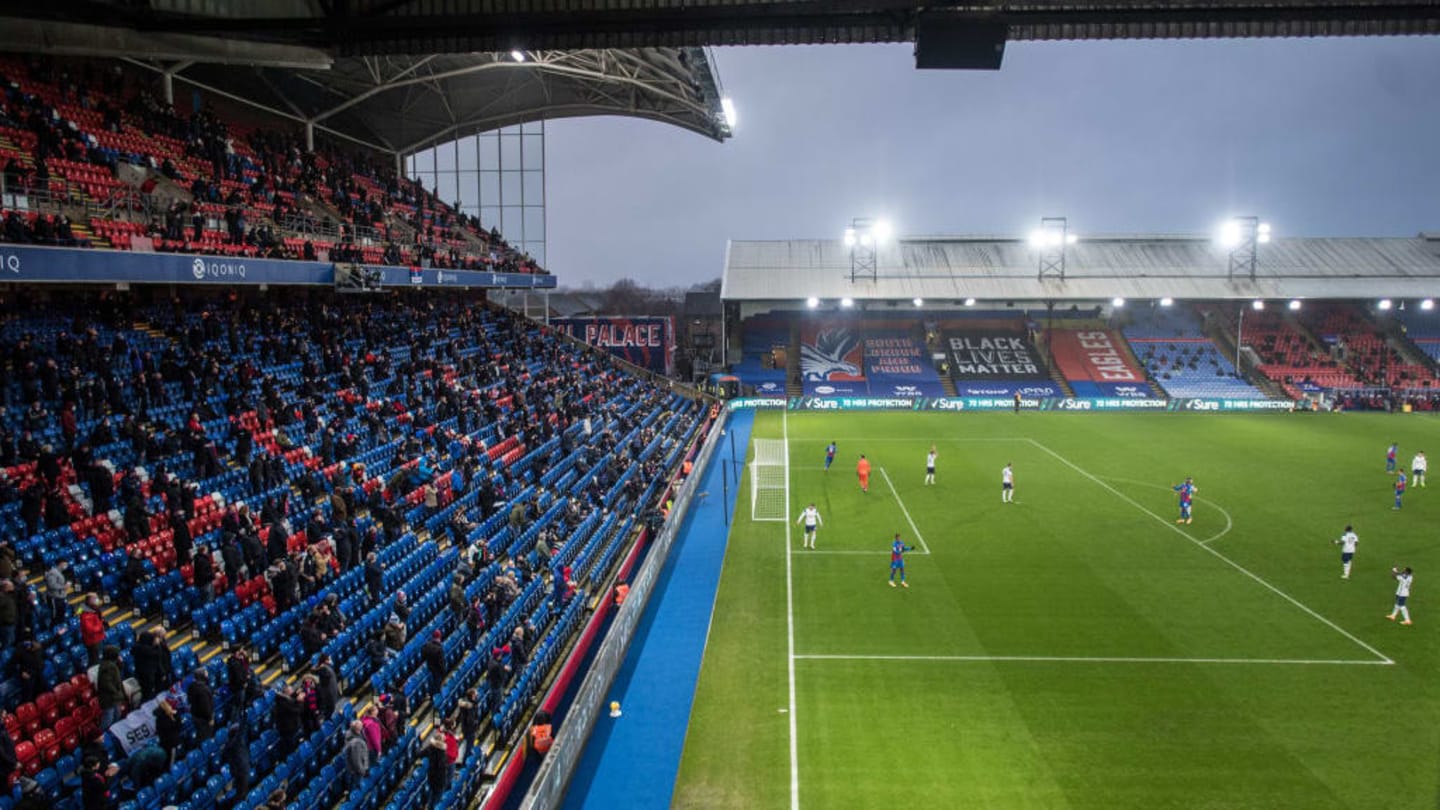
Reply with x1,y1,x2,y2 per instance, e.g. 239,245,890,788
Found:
796,503,823,549
924,446,937,486
1387,566,1414,625
1001,463,1014,503
1412,451,1427,488
1333,525,1358,579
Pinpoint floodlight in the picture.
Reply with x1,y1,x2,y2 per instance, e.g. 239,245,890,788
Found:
1423,299,1435,311
1066,233,1078,245
1218,221,1243,248
1257,222,1272,244
1112,297,1125,308
964,297,976,307
840,297,855,308
1027,230,1046,249
1252,299,1265,311
843,228,856,248
912,297,924,307
806,296,819,309
720,97,737,129
1378,299,1393,310
1288,299,1302,311
510,50,526,62
1159,297,1174,307
872,220,894,243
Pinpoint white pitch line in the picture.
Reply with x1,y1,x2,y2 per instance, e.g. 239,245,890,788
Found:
879,467,930,555
1025,438,1393,666
793,653,1391,666
782,409,799,810
1101,476,1234,547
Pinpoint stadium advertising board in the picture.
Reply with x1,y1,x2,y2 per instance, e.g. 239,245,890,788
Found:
1071,381,1154,398
801,323,867,395
551,317,673,373
0,244,555,288
729,396,1294,412
946,331,1050,381
955,381,1062,398
864,330,945,397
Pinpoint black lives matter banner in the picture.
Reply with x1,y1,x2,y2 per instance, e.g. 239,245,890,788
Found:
551,317,673,373
946,331,1051,380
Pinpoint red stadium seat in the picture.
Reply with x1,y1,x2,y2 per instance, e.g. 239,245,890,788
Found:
15,702,40,736
35,693,58,726
14,741,37,776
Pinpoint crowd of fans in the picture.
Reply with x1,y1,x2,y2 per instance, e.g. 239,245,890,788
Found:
0,55,544,275
0,287,703,809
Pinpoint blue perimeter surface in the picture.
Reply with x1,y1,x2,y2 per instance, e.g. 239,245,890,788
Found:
561,410,753,810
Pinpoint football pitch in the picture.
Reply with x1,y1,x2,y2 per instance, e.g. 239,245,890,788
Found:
673,411,1440,809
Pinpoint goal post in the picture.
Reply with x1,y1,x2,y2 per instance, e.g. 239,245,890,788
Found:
751,439,789,521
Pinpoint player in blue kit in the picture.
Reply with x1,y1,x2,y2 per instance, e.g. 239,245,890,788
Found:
888,534,914,588
1172,477,1197,524
824,441,837,472
1386,442,1398,474
1394,471,1407,510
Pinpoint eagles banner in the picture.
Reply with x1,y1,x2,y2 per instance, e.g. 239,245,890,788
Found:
551,317,673,373
801,322,867,395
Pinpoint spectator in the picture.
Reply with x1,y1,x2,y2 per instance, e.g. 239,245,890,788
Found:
43,560,68,625
80,755,120,810
359,705,383,758
364,552,383,600
422,629,446,689
12,639,45,702
187,668,215,741
193,544,215,603
96,645,124,728
0,580,17,649
315,654,340,719
425,728,450,806
343,719,370,792
126,741,168,788
224,717,250,804
154,697,184,765
272,683,303,756
79,593,106,665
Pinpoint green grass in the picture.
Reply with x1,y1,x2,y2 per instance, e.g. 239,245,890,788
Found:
675,411,1440,809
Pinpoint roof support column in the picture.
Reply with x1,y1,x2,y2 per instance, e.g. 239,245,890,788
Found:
305,121,315,151
162,72,174,105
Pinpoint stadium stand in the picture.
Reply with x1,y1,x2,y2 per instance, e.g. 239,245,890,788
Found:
1124,307,1265,399
0,56,544,275
1397,309,1440,364
1046,327,1153,398
1200,303,1363,398
732,317,788,396
1304,304,1438,390
937,314,1064,398
0,288,703,809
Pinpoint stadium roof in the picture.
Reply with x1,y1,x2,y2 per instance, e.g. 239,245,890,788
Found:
721,234,1440,303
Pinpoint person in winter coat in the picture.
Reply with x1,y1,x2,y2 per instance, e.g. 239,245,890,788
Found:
96,646,124,728
314,655,340,719
79,593,106,666
421,630,446,689
359,706,383,758
187,668,215,741
425,728,451,806
272,683,303,756
224,718,250,802
153,698,184,765
192,545,215,603
12,639,45,702
342,720,371,792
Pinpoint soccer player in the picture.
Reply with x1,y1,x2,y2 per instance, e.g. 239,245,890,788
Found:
1001,463,1014,503
1386,566,1414,625
1334,524,1358,579
1386,442,1398,474
1393,471,1407,510
856,454,871,494
795,502,823,550
1172,476,1196,524
824,441,837,472
1412,450,1427,488
924,445,937,486
888,533,914,588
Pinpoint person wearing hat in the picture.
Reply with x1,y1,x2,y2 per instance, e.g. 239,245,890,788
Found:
422,629,447,690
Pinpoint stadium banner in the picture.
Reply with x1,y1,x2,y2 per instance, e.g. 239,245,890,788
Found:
945,330,1050,380
1048,329,1145,384
751,379,786,396
0,243,555,288
863,330,945,397
955,381,1062,398
801,322,867,395
550,316,673,374
1169,398,1298,411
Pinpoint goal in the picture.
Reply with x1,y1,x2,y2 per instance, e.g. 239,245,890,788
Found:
750,439,788,521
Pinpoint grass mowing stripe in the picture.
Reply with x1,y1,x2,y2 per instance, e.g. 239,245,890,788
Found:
794,654,1391,665
879,466,929,554
1026,437,1394,666
782,409,799,810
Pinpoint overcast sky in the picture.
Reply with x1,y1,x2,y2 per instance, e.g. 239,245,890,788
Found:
542,37,1440,289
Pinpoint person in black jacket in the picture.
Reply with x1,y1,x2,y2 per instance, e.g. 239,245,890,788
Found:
272,683,303,757
193,545,215,603
223,717,249,805
132,630,164,701
187,668,214,741
266,519,289,564
364,553,383,600
12,639,44,702
421,630,446,691
314,655,340,719
170,511,192,567
153,698,184,765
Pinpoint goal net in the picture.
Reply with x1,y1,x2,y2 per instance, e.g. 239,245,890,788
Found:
750,439,788,522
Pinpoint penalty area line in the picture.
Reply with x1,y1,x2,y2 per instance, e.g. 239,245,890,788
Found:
793,653,1393,666
879,467,930,555
1025,438,1393,666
